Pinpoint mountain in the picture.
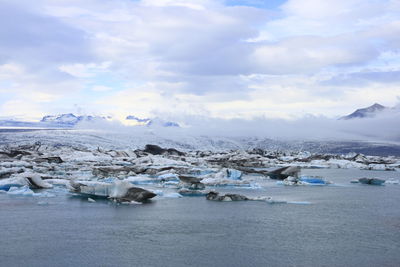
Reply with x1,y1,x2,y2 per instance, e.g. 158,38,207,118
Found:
125,115,180,127
340,103,387,120
41,113,106,126
125,115,151,125
41,113,79,125
0,113,107,128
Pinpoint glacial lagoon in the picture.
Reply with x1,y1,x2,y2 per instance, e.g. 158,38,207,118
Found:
1,168,399,267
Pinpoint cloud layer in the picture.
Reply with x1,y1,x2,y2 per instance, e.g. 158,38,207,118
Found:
0,0,400,122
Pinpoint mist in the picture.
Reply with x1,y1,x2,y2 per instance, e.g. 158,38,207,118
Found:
75,108,400,143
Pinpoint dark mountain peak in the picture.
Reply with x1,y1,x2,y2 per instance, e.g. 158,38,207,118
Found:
126,115,151,124
340,103,387,120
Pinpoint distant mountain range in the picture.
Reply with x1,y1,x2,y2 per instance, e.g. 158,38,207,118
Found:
126,115,180,127
0,103,394,129
339,103,387,120
0,113,180,128
41,113,107,126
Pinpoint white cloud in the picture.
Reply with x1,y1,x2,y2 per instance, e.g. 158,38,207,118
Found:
0,0,399,122
91,85,113,92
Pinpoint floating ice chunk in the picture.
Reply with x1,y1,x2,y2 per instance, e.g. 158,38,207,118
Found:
0,176,27,190
120,200,142,205
163,192,183,198
265,198,287,204
7,186,36,196
206,191,249,201
226,169,242,180
278,176,328,186
151,189,164,196
385,179,399,185
211,168,242,181
287,201,311,205
201,177,249,187
128,201,142,205
88,198,96,203
126,176,157,185
299,176,326,185
157,173,179,181
25,173,53,189
365,164,394,171
45,179,71,187
70,180,156,202
163,180,179,186
358,178,385,185
178,189,208,196
102,177,117,183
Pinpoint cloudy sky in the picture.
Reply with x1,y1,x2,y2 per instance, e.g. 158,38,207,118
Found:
1,0,400,121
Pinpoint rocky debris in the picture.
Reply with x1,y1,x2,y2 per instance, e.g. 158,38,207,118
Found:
143,144,185,156
0,150,31,159
206,191,249,201
92,166,137,178
44,157,63,164
114,187,157,203
0,168,25,179
178,175,206,190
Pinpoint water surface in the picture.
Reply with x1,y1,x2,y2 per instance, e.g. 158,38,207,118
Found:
1,169,399,267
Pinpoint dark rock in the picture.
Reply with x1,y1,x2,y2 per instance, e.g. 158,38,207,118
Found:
206,191,249,201
117,187,157,202
0,168,24,179
44,157,63,164
143,144,166,155
179,175,203,184
0,150,31,158
143,144,185,156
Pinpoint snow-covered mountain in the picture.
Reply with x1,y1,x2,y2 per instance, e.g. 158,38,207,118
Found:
125,115,180,127
0,114,107,128
125,115,151,125
340,103,387,120
41,113,105,126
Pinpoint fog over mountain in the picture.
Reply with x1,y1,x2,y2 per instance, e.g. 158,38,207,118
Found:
2,102,398,144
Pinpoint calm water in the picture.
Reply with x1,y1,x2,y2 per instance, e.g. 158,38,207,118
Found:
1,169,399,267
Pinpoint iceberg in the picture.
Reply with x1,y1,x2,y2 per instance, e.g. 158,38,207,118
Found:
178,188,209,196
69,180,157,202
267,166,300,180
299,176,327,185
25,173,53,189
226,168,242,180
277,175,329,186
358,178,385,185
163,192,183,198
7,186,36,196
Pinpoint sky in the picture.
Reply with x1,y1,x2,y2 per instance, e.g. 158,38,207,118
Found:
0,0,400,122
